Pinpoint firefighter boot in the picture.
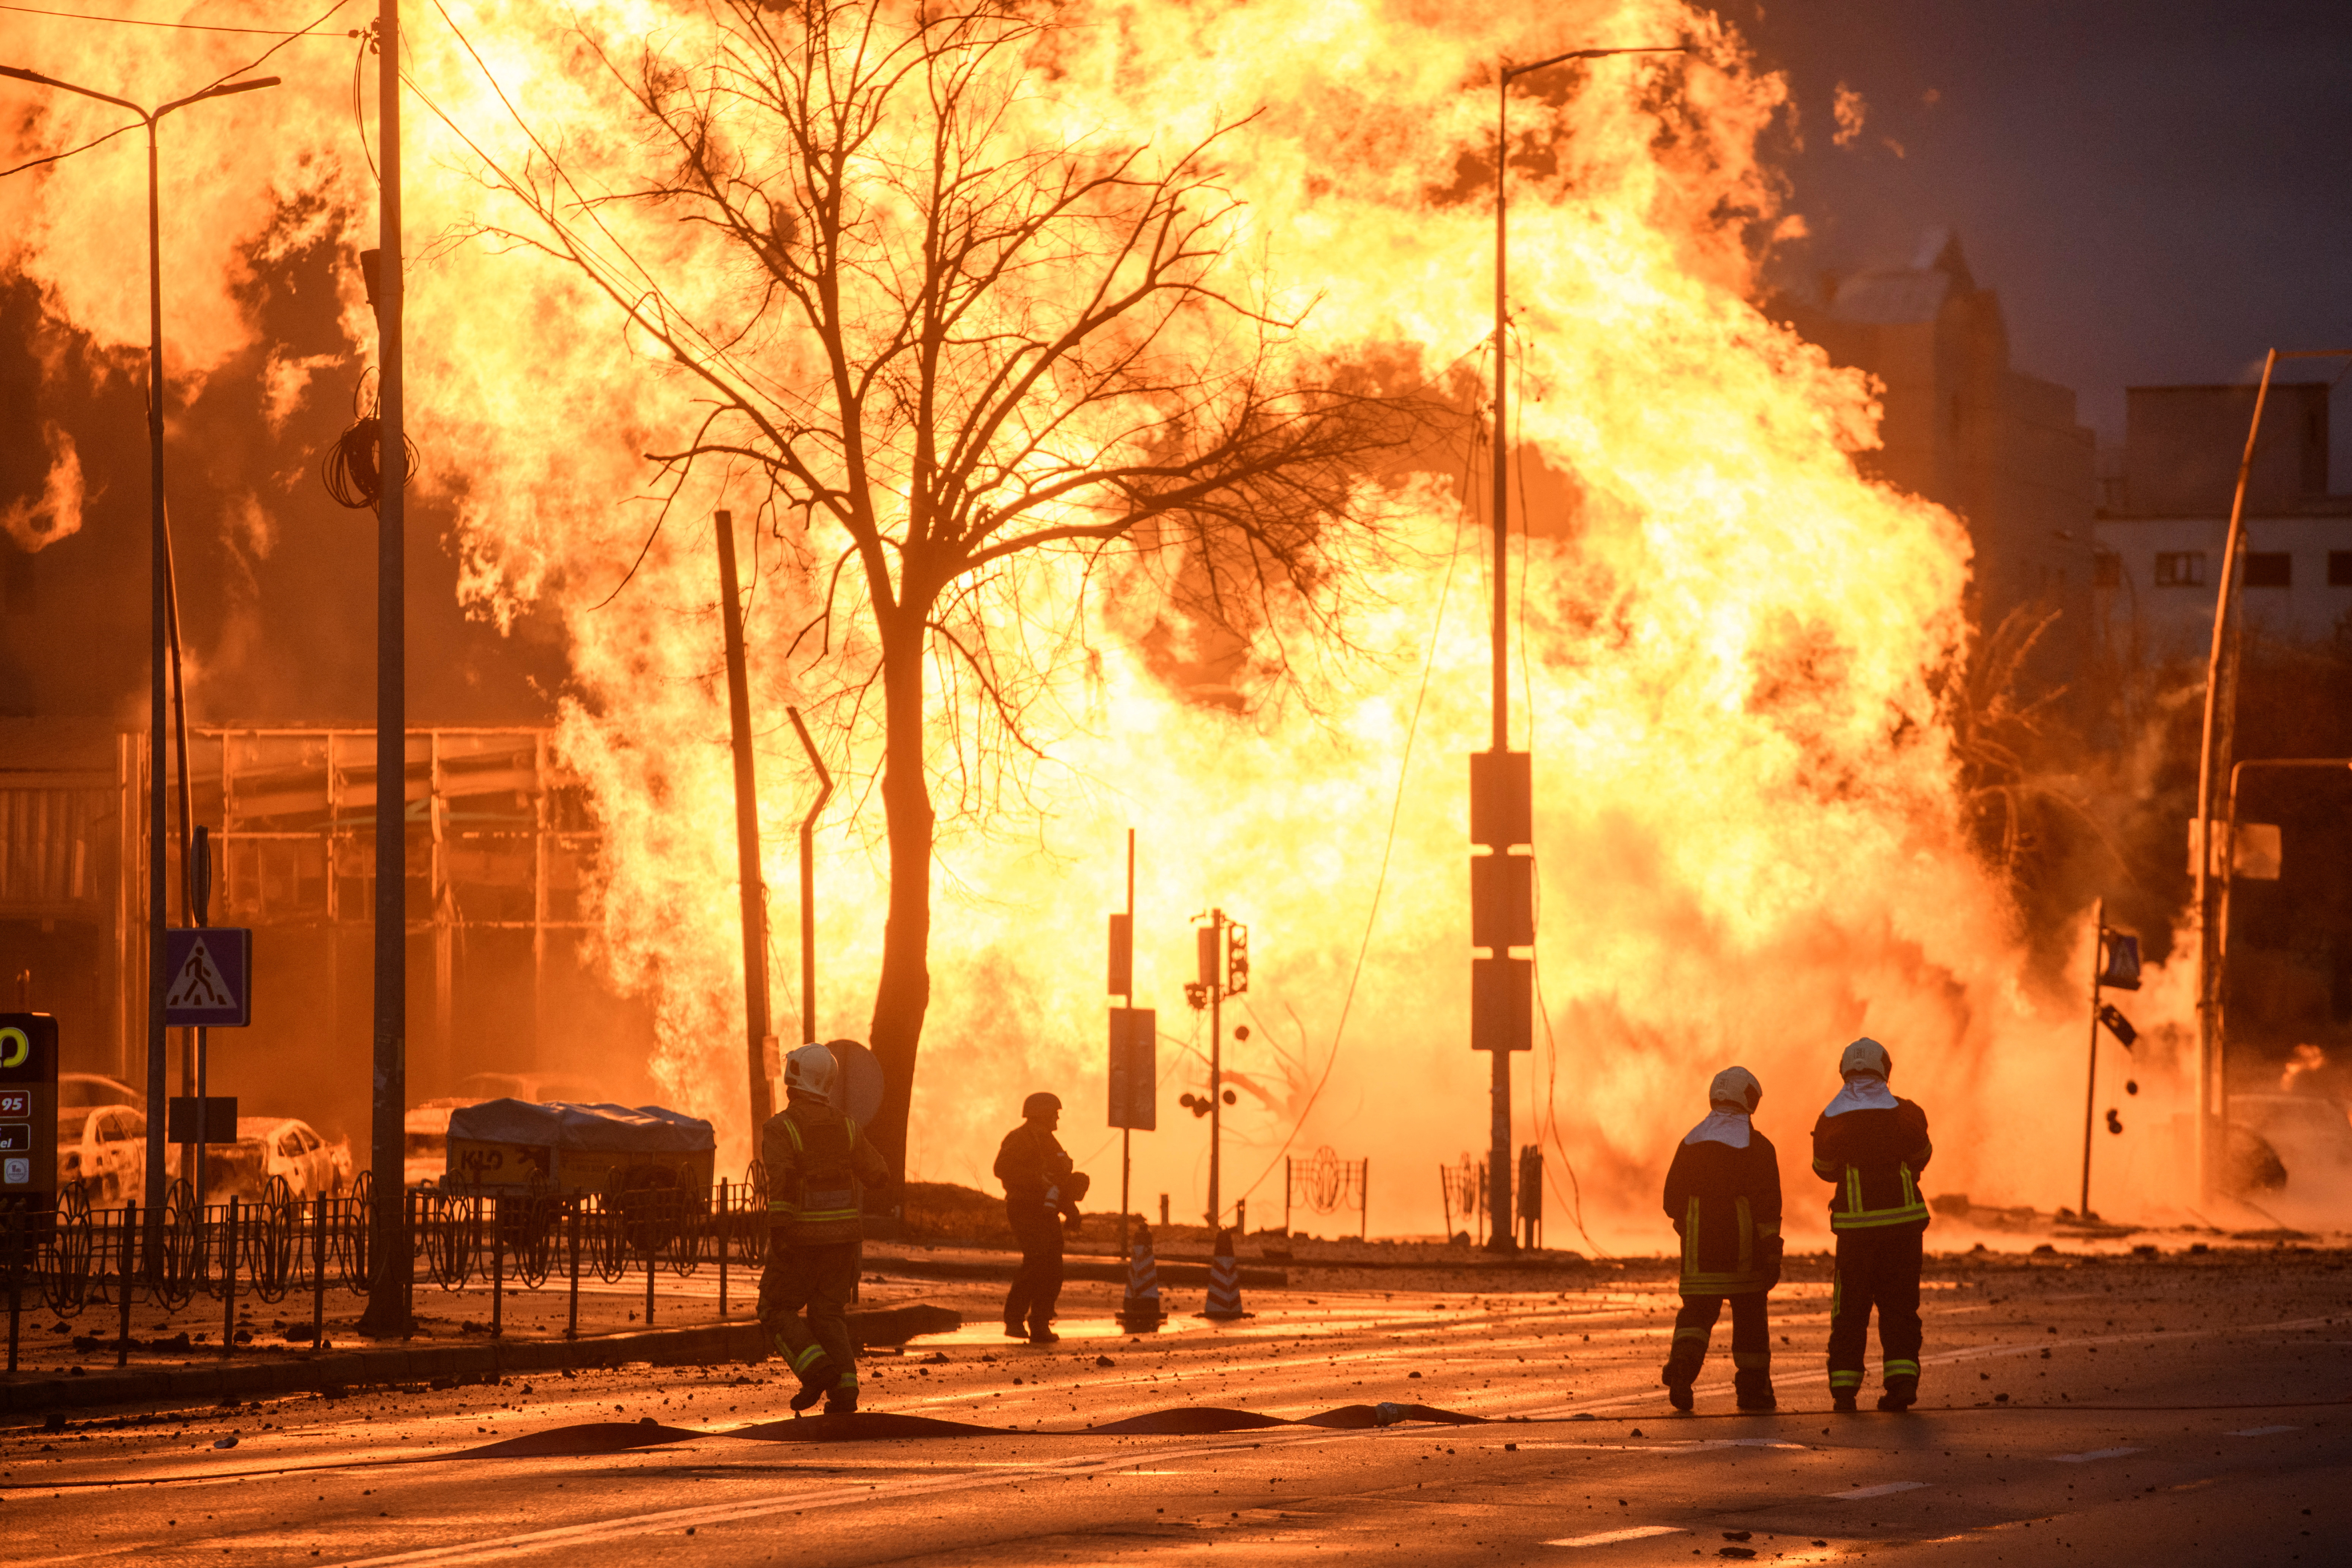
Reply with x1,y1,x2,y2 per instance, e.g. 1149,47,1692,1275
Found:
1660,1342,1702,1413
788,1356,838,1413
824,1375,860,1417
1876,1374,1918,1413
1734,1369,1777,1411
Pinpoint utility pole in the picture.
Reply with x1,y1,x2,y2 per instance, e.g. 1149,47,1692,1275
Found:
1474,41,1682,1255
1183,910,1247,1231
713,511,773,1133
360,0,412,1337
0,63,280,1278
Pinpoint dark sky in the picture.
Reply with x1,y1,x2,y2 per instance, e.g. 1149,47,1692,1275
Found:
1733,0,2352,461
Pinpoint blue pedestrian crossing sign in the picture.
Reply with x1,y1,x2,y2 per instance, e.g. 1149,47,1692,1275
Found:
163,928,252,1027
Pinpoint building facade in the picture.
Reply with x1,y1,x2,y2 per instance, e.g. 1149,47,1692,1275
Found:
1781,230,2099,690
2092,383,2350,664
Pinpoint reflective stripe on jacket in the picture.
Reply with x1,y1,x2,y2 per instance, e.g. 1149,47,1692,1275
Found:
1810,1096,1933,1234
1663,1131,1782,1295
762,1098,890,1246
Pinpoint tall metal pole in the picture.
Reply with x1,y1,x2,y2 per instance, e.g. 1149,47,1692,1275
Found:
787,705,834,1049
713,511,773,1133
0,67,283,1279
2189,348,2352,1200
361,0,413,1336
1475,43,1678,1258
2079,898,2102,1219
1486,68,1516,1257
1207,909,1223,1232
143,111,169,1271
2189,352,2268,1205
1119,828,1133,1263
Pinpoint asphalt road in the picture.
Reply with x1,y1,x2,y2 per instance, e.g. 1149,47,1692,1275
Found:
4,1247,2347,1566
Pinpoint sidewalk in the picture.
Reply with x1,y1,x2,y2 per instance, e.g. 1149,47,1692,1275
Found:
0,1293,959,1418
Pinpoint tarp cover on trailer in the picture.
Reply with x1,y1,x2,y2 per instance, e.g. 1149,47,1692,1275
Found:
447,1099,715,1153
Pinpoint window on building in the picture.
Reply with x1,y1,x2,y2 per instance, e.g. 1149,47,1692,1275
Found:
2154,551,2207,587
2330,550,2352,587
2093,552,2122,588
2243,552,2292,588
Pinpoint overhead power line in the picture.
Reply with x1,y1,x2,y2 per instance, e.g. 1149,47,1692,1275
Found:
0,2,334,35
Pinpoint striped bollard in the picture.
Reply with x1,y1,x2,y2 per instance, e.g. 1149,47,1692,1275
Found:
1200,1227,1249,1321
1119,1220,1163,1331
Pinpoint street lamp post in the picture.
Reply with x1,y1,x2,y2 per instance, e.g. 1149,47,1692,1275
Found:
1476,43,1681,1254
0,63,279,1273
2188,348,2352,1199
359,0,414,1337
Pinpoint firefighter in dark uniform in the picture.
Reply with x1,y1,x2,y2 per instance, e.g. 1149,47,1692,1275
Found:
1660,1065,1783,1412
994,1091,1088,1344
1811,1036,1933,1412
760,1042,892,1414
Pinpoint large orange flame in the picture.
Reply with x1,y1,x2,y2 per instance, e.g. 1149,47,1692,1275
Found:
2,0,2199,1243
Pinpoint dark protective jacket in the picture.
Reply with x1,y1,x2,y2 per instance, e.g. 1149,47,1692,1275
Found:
1663,1129,1783,1295
762,1095,891,1246
1811,1093,1933,1234
994,1122,1077,1218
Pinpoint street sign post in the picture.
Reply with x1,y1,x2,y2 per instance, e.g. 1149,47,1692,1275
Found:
1108,1008,1157,1131
0,1014,59,1211
164,928,252,1028
166,1097,241,1142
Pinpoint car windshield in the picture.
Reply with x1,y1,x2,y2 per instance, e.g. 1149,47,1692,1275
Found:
58,1077,139,1110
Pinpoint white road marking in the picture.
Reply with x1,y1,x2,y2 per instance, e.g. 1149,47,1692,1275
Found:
1824,1480,1927,1499
2051,1447,2142,1463
321,1423,1399,1567
2229,1425,2298,1437
1544,1525,1688,1547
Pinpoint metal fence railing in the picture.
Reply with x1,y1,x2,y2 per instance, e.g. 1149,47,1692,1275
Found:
3,1165,773,1371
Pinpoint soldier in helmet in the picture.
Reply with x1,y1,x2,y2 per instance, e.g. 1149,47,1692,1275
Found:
760,1041,892,1415
994,1090,1089,1344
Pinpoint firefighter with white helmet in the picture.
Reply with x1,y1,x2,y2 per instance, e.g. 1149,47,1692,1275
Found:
759,1040,891,1415
1811,1036,1934,1412
1660,1065,1783,1412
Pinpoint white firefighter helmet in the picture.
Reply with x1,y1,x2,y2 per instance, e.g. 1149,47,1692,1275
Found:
1839,1037,1892,1080
1708,1065,1762,1114
784,1042,839,1103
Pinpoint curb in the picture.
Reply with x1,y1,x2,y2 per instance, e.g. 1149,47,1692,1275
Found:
0,1304,960,1419
873,1256,1287,1289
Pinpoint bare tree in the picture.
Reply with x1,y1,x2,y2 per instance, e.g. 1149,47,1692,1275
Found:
463,0,1421,1172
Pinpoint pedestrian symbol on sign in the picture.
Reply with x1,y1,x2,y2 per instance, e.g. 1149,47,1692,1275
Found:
162,928,251,1027
166,937,233,1010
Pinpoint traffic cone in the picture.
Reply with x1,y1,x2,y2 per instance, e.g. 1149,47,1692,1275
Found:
1119,1220,1163,1331
1200,1227,1250,1320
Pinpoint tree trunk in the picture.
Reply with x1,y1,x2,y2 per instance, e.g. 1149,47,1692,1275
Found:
867,612,933,1182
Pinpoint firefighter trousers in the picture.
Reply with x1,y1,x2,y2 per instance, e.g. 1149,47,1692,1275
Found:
1828,1228,1923,1392
1003,1200,1063,1334
1666,1291,1771,1381
759,1238,860,1392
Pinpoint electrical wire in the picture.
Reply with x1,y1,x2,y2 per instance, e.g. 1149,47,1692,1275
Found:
0,0,351,179
0,2,329,33
1510,322,1603,1257
1230,390,1481,1215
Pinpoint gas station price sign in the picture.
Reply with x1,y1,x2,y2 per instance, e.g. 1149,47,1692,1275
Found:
0,1013,58,1206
